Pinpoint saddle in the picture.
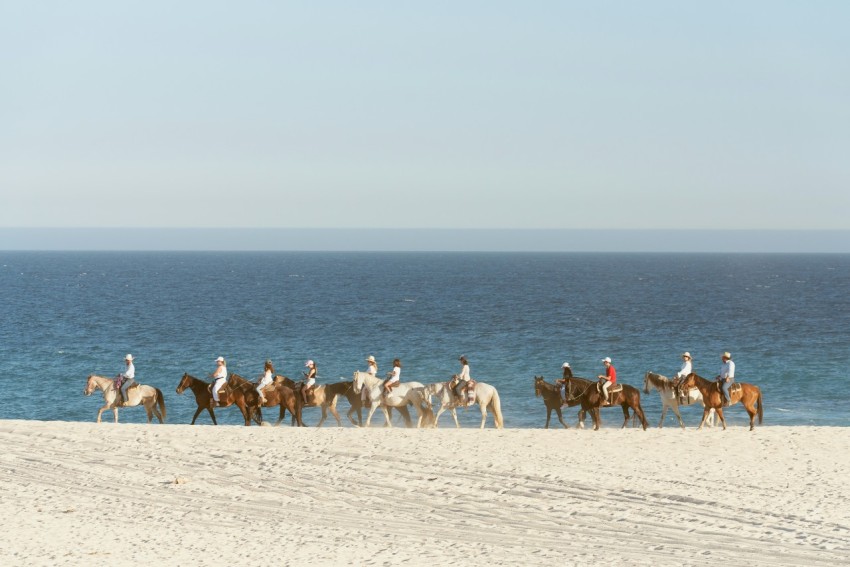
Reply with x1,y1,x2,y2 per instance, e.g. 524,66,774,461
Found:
596,382,622,397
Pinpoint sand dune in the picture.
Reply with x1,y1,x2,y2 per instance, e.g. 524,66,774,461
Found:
0,420,847,566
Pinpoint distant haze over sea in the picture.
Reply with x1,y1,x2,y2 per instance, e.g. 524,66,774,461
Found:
1,228,848,253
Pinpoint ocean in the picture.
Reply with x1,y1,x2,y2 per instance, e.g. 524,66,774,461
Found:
1,251,848,427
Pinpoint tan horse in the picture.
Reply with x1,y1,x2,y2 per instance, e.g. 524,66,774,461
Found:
84,374,166,424
680,373,763,430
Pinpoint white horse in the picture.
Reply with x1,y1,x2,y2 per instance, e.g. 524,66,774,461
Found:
423,379,504,429
84,374,166,424
352,371,431,428
643,371,714,428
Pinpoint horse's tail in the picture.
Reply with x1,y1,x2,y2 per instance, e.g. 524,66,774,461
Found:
489,388,504,429
757,387,763,424
156,388,167,422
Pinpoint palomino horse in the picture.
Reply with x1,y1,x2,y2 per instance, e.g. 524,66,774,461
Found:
423,379,504,429
84,374,166,424
643,371,715,428
274,376,354,427
533,376,578,429
352,371,431,428
175,372,256,425
229,374,303,427
563,375,649,431
680,373,763,431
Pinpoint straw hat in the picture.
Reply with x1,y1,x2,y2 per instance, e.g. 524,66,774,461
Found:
215,356,225,363
125,354,134,361
722,352,732,360
682,352,691,360
366,355,376,363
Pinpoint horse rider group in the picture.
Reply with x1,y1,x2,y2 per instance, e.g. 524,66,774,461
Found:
555,351,737,407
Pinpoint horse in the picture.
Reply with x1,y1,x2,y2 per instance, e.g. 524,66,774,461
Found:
352,371,432,428
84,374,166,424
274,376,356,427
643,371,716,428
563,375,648,431
533,376,577,428
175,372,254,425
680,373,763,431
229,374,303,426
422,378,504,429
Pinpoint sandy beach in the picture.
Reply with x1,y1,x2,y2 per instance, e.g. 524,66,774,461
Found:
0,420,847,566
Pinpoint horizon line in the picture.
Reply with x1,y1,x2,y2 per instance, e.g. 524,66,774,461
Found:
1,228,848,253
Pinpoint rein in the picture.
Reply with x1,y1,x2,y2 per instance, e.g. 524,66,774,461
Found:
565,379,594,403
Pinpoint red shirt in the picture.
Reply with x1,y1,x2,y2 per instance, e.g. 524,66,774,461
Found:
606,365,617,383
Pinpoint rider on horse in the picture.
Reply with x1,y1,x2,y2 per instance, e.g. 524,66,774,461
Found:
256,359,274,404
302,360,317,403
453,356,472,403
598,357,617,404
383,359,401,397
555,362,573,405
716,352,735,406
116,354,136,406
209,356,228,408
672,352,692,402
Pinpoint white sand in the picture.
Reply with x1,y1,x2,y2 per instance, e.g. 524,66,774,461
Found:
0,420,847,566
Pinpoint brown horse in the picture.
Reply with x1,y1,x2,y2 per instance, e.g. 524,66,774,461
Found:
563,375,648,431
533,376,577,428
680,373,763,431
175,372,256,425
229,373,304,427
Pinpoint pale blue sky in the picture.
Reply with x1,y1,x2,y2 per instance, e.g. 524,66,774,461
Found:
2,2,849,239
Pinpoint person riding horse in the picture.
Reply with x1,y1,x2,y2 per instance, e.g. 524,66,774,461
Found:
453,356,472,403
383,359,401,397
715,352,735,406
672,352,693,403
116,353,136,406
598,357,617,404
554,362,573,405
302,360,317,403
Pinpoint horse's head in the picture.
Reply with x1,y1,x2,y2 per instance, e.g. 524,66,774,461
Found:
83,374,97,396
176,372,191,394
533,376,544,397
643,371,651,394
352,371,362,393
681,373,696,389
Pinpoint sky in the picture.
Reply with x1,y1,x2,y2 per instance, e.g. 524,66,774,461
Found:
1,2,849,250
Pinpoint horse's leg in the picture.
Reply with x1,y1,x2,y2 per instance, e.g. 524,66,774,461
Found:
479,401,488,429
451,408,460,428
545,406,552,429
316,405,327,428
577,409,585,429
555,406,568,429
328,403,343,427
715,407,727,430
381,405,393,428
433,405,446,428
670,400,685,429
620,404,630,428
365,400,379,427
96,405,108,423
658,400,667,428
145,402,153,424
191,406,204,425
592,407,600,431
209,408,218,425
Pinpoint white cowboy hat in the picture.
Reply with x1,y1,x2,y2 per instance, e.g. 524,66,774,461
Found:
215,356,225,362
682,352,691,359
601,357,612,364
365,355,376,363
722,352,732,359
125,354,134,361
305,360,314,367
562,362,571,368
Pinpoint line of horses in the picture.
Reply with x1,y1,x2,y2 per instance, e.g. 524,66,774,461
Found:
534,371,763,431
84,368,762,431
84,371,504,429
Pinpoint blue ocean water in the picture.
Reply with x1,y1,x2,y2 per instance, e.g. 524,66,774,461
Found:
1,252,848,427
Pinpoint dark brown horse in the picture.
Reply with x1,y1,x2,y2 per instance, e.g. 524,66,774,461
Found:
533,376,576,428
229,373,305,426
175,372,256,425
563,375,648,431
680,373,763,430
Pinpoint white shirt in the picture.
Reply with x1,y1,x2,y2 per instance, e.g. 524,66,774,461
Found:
258,369,273,387
121,363,135,380
458,364,471,381
213,365,227,380
389,366,401,381
720,360,735,380
366,364,377,376
675,360,692,378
